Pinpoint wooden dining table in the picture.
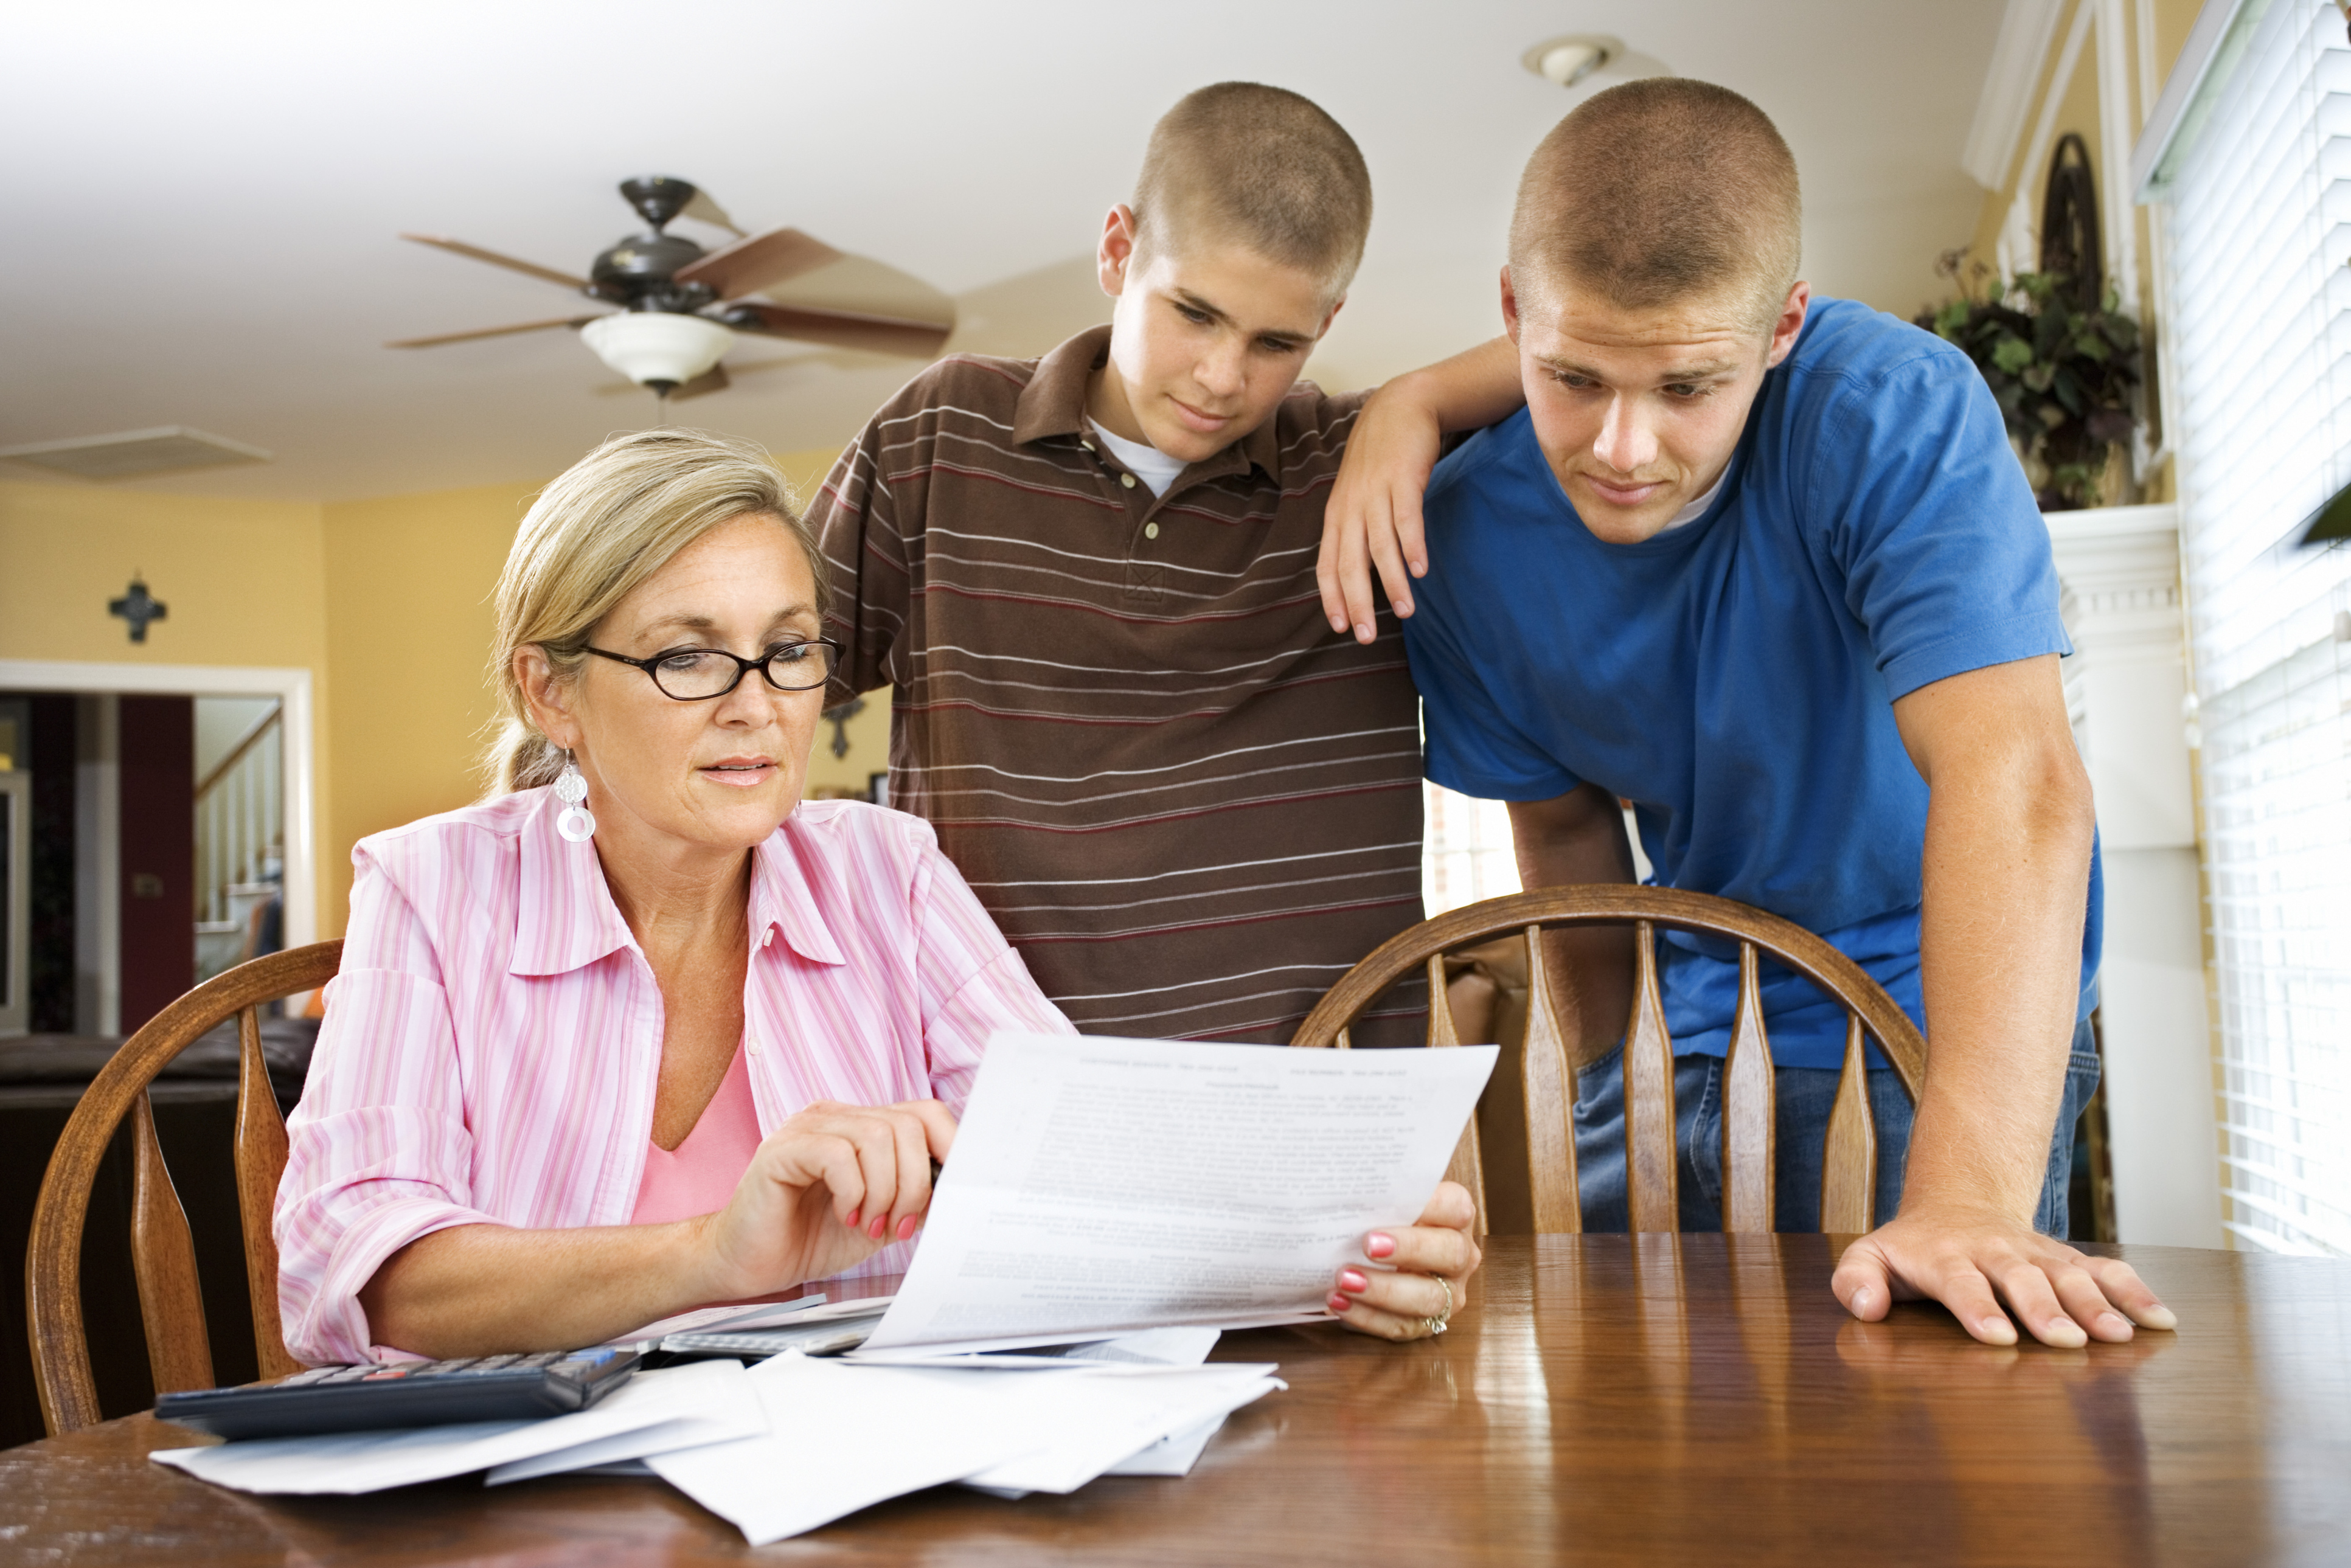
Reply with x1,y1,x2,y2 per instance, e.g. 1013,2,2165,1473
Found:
5,1233,2347,1565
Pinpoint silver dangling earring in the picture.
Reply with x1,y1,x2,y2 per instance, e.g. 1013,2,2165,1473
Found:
554,749,597,842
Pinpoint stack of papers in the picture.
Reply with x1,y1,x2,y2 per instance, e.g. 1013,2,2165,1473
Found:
651,1334,1280,1538
151,1034,1494,1544
150,1359,763,1496
151,1336,1277,1544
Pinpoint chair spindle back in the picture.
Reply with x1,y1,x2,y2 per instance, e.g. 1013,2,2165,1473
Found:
1291,888,1925,1237
28,942,341,1436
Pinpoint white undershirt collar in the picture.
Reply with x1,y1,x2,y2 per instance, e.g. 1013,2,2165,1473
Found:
1087,419,1189,497
1655,467,1731,532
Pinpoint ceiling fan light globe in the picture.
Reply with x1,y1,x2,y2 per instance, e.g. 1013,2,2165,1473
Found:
580,312,734,389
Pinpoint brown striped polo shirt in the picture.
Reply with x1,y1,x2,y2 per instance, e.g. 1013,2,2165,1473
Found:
810,325,1426,1045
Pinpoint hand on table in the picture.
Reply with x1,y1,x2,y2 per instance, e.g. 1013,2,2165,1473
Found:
1831,1201,2178,1348
696,1097,957,1301
1328,1181,1482,1341
1316,384,1445,646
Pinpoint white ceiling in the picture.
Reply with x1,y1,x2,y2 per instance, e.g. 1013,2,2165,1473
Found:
0,1,2004,504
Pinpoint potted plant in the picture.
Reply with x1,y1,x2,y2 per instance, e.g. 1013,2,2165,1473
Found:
1916,258,2141,511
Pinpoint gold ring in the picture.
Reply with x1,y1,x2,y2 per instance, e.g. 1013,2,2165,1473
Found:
1424,1275,1454,1337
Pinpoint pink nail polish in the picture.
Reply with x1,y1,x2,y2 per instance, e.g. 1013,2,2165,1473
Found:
869,1216,886,1240
844,1209,860,1229
897,1215,918,1241
1327,1293,1352,1314
1365,1233,1396,1260
1339,1269,1369,1293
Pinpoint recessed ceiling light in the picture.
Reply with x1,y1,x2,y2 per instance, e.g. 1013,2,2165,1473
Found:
1523,34,1620,88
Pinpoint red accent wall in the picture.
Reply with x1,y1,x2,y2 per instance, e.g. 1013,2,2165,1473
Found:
117,695,193,1033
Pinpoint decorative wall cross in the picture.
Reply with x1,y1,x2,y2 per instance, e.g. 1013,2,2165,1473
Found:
108,576,168,643
821,697,866,760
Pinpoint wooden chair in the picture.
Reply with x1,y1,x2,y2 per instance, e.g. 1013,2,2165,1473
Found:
26,941,342,1436
1290,889,1926,1237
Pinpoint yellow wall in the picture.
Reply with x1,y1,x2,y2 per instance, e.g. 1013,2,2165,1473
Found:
0,480,328,668
0,476,336,924
316,480,541,931
1,441,893,939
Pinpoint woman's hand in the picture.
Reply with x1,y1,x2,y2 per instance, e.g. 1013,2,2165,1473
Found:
1327,1181,1482,1342
693,1097,958,1301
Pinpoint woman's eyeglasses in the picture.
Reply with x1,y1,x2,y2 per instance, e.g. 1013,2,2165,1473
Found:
584,639,844,701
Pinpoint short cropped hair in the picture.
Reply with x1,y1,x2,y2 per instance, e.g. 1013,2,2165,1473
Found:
1131,82,1373,304
1509,78,1802,334
482,428,827,794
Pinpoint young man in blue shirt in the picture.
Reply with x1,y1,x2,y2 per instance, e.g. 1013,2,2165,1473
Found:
1318,79,2176,1349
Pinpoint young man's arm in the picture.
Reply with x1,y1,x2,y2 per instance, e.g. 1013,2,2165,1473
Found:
1318,337,1524,643
1833,653,2175,1347
806,401,920,708
1506,784,1638,1057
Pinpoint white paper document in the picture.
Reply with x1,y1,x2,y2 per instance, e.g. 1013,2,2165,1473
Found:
954,1364,1279,1496
148,1359,760,1496
858,1033,1496,1354
648,1351,1280,1543
1102,1412,1226,1476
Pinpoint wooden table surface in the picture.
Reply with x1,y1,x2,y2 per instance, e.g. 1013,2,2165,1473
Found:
6,1234,2348,1566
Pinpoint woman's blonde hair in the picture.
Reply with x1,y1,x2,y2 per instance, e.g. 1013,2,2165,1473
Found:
482,427,830,794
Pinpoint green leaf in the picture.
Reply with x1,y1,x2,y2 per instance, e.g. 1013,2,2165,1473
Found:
1992,336,2037,375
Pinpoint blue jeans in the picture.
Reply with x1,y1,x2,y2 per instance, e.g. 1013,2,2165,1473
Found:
1571,1018,2102,1236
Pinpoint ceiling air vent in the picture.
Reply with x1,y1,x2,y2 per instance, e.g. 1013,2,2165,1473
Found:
0,426,271,481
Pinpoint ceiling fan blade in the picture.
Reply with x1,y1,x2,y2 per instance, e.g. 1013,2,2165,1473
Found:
728,300,954,360
674,227,844,300
399,234,592,292
384,315,604,349
670,364,731,400
680,188,747,238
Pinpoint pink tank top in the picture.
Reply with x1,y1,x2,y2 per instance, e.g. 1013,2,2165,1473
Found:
630,1044,763,1225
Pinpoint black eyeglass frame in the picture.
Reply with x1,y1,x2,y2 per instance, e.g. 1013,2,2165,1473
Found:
583,639,845,701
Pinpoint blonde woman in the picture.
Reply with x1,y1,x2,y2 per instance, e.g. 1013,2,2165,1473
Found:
276,429,1478,1364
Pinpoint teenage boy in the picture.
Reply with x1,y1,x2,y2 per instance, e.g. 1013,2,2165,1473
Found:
811,84,1472,1051
1316,79,2176,1349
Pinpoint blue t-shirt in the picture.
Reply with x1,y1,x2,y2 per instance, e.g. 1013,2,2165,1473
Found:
1405,297,2103,1069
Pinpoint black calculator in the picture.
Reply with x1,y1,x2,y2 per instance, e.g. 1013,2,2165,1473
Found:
155,1348,641,1440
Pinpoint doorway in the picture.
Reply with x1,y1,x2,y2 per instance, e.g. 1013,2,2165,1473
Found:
0,661,315,1039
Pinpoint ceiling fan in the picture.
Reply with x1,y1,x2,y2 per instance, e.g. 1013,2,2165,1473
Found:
388,176,956,400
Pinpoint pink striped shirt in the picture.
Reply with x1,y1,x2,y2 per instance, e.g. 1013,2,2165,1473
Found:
276,788,1073,1365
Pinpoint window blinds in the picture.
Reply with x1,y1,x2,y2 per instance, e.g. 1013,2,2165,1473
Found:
2168,0,2351,1255
1422,783,1521,918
